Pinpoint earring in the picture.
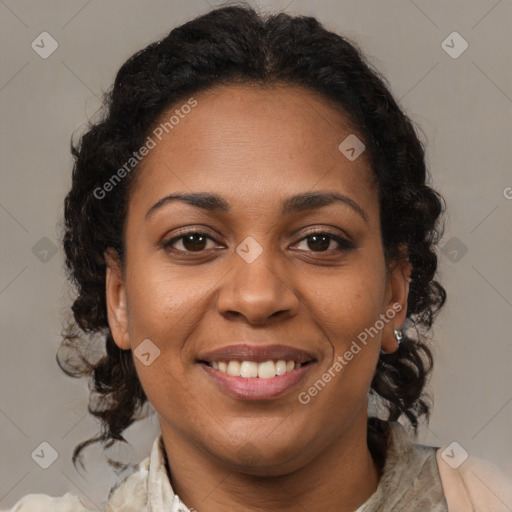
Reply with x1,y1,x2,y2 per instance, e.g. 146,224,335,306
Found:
380,328,403,355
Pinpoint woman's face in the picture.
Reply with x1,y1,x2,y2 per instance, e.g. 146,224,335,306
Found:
106,84,410,475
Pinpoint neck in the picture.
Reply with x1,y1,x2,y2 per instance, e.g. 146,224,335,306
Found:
159,411,382,512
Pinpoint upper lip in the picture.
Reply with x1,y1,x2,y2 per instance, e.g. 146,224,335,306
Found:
196,344,317,364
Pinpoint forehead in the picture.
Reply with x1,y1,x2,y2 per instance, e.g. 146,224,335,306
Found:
128,83,376,219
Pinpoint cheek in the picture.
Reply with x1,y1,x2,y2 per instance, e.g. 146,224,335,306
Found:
125,262,204,338
122,267,189,381
301,258,386,399
305,263,386,346
123,258,223,402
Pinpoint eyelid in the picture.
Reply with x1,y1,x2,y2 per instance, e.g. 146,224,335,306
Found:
294,226,352,241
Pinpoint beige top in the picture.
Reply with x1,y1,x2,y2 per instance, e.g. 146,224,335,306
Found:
4,422,511,511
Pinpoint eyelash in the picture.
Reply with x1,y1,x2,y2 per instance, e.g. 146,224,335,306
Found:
162,229,354,254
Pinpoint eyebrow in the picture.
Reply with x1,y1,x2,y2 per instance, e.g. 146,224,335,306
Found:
145,191,368,224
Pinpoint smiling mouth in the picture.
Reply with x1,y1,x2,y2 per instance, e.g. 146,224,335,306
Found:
199,358,317,401
199,359,315,379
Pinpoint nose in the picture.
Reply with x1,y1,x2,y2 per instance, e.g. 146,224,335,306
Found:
216,246,300,325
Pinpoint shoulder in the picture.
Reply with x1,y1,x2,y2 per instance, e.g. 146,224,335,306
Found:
2,437,158,512
436,447,512,512
1,492,91,512
362,421,447,510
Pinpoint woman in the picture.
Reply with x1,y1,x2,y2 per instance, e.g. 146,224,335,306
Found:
6,4,511,511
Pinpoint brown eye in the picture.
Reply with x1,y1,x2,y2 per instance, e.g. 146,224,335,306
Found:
306,234,331,252
164,232,217,252
293,231,354,253
182,233,207,251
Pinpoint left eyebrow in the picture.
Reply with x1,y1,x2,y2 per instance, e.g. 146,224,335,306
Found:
281,191,368,224
145,190,368,224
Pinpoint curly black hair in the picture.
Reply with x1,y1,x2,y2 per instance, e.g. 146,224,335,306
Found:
58,3,446,471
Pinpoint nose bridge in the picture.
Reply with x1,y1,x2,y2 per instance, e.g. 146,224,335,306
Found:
217,237,299,322
237,243,281,292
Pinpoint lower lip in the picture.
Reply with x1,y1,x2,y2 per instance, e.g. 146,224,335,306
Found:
200,363,315,401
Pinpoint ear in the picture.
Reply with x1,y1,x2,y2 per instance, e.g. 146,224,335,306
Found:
381,245,412,354
104,248,130,350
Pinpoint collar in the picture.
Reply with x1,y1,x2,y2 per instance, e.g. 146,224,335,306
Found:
105,435,188,512
147,436,188,512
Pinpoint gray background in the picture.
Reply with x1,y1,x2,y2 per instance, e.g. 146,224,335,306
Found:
1,0,511,509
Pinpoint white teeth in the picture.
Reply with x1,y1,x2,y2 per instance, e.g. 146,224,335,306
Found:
210,359,305,378
240,361,258,378
226,360,241,376
258,361,276,379
275,360,287,375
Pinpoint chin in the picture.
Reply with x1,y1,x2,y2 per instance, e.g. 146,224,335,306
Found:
211,437,312,476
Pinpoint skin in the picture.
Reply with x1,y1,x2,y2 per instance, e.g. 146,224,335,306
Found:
105,83,411,512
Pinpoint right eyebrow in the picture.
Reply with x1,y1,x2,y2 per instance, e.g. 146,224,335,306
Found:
145,193,230,221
